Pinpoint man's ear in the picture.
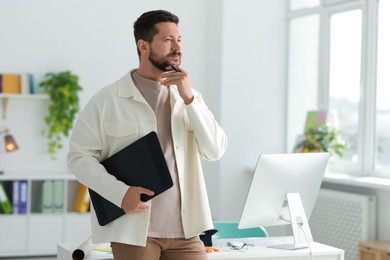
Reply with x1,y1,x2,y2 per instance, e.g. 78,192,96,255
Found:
137,39,149,54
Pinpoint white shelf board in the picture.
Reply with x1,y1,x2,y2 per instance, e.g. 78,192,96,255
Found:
0,93,48,99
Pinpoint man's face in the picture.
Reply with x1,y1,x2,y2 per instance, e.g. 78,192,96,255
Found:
148,22,182,72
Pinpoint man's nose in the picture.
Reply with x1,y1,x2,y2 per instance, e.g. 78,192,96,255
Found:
172,40,181,50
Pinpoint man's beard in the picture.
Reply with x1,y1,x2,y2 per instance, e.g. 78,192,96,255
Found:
149,49,181,72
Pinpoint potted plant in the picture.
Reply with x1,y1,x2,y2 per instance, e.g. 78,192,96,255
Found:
39,71,82,159
302,124,347,157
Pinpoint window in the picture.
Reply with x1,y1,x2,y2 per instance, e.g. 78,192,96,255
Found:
376,0,390,173
328,10,362,163
289,0,320,10
287,0,389,177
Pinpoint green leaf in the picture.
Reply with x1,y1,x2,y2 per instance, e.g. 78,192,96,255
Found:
39,70,83,160
302,124,348,157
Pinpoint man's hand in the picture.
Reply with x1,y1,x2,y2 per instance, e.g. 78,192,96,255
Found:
161,65,194,104
121,186,154,213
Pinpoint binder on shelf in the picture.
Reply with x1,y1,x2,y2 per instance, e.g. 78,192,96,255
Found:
1,74,21,94
0,182,12,214
89,131,173,226
18,180,28,214
12,181,20,214
53,180,64,213
74,184,90,213
41,180,54,213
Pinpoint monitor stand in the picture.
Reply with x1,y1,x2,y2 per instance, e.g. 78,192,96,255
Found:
268,193,313,250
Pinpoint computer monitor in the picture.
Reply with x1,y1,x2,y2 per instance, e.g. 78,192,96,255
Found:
238,152,329,250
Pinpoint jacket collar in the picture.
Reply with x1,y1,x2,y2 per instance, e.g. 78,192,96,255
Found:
117,69,145,103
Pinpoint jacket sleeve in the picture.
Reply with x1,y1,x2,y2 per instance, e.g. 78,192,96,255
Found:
67,97,129,208
185,91,228,161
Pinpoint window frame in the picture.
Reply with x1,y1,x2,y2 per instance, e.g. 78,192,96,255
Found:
286,0,386,177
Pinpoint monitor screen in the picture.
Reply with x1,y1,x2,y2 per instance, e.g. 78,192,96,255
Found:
238,152,329,230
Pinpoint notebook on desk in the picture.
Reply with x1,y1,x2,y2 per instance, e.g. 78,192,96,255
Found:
89,131,173,226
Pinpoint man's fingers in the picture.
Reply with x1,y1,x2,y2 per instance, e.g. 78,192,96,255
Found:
137,187,155,197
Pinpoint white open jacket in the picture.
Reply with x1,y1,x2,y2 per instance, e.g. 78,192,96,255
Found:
67,70,228,246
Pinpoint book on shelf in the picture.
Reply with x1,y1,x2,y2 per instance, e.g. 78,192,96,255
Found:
73,184,90,213
0,181,12,214
29,74,37,94
21,73,37,94
20,73,31,94
0,74,21,94
0,72,36,94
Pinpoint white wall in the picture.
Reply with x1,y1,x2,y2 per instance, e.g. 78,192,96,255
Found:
215,0,288,220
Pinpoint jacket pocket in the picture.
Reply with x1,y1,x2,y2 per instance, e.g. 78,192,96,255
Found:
104,121,139,151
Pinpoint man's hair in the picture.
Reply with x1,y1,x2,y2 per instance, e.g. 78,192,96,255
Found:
133,10,179,56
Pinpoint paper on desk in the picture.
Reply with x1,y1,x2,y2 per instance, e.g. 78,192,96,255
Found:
71,236,113,260
72,236,93,260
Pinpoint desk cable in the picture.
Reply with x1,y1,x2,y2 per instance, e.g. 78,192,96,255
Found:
297,222,313,260
280,216,313,260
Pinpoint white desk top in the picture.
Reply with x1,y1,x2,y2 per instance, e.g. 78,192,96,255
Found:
57,237,344,260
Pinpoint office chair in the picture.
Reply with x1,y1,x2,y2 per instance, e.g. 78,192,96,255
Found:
212,221,268,239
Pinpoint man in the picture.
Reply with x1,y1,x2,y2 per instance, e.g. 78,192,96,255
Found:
68,10,227,260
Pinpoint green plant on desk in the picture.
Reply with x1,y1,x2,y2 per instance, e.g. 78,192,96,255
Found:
302,124,347,157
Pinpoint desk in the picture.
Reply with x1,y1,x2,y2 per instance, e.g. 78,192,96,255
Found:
57,237,344,260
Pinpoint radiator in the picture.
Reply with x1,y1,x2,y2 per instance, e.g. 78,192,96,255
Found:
309,188,377,260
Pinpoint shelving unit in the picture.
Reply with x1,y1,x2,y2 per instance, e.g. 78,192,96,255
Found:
0,172,91,257
0,93,90,257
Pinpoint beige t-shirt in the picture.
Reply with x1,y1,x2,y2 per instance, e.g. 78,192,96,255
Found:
131,71,184,238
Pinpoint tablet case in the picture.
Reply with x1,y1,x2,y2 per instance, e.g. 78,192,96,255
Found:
89,131,173,226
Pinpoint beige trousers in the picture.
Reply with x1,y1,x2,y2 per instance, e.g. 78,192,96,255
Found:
111,236,208,260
